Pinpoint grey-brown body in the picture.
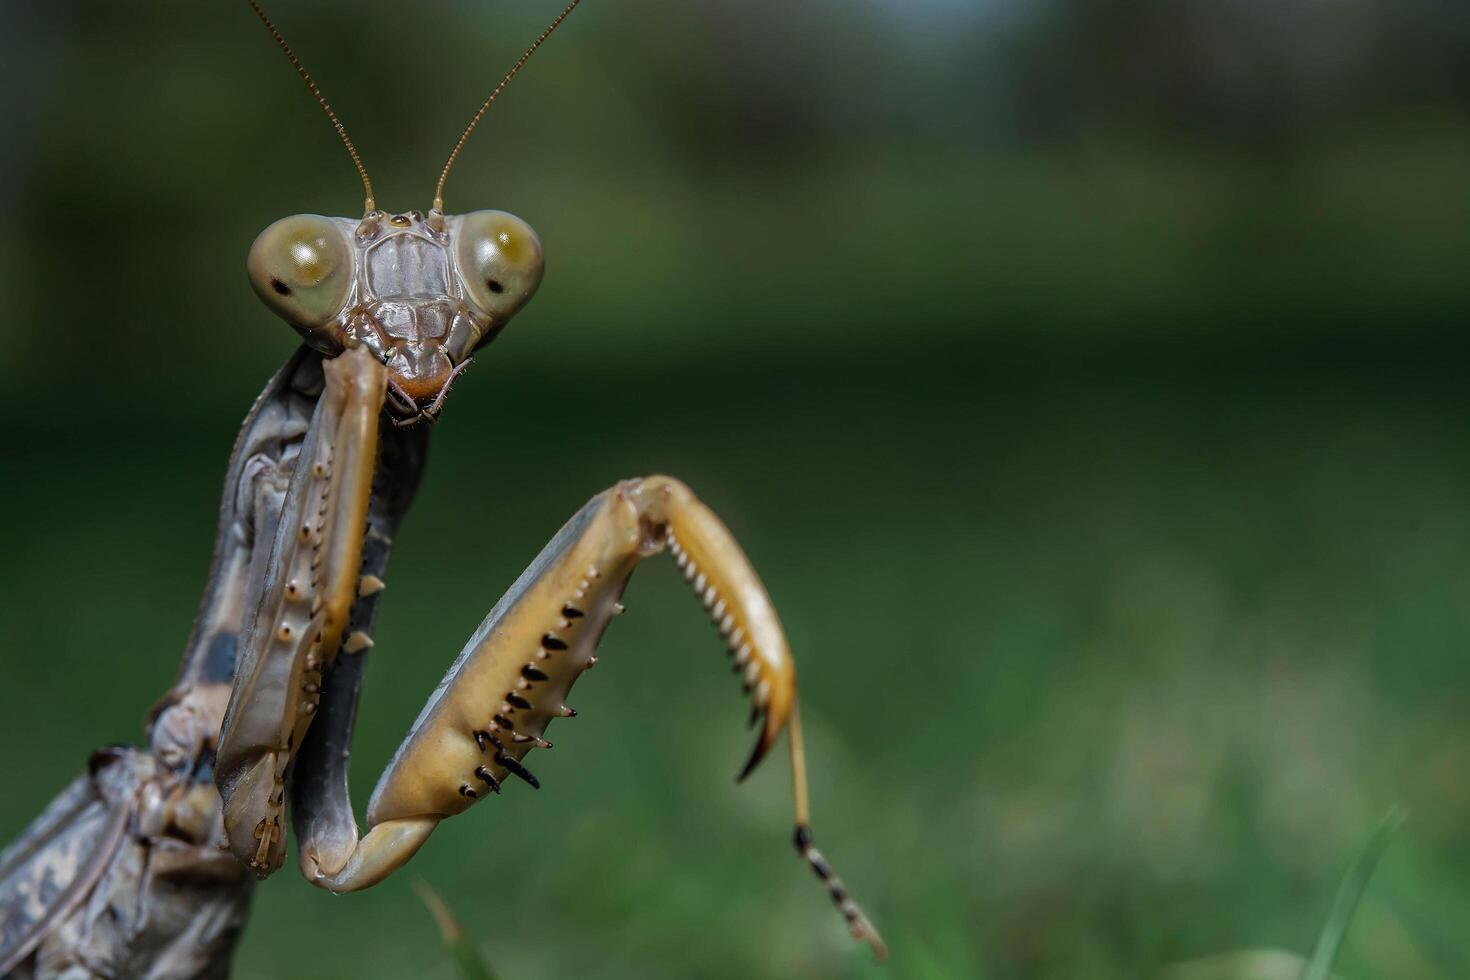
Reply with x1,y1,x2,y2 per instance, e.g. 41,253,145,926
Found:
0,751,249,980
0,351,427,978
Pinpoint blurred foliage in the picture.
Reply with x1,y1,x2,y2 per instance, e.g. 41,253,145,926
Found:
1301,809,1406,980
2,0,1470,977
417,880,502,980
1163,808,1403,980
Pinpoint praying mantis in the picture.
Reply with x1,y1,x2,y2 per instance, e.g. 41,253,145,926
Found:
0,2,884,977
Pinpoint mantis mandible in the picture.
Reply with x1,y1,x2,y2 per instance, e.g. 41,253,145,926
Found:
0,3,885,975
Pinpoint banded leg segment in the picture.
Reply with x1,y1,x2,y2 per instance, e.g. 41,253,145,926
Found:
296,477,885,959
789,705,888,960
215,345,388,876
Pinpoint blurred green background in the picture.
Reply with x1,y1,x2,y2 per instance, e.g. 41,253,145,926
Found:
3,1,1470,977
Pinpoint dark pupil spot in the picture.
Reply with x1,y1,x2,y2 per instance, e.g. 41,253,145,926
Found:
270,278,292,296
486,279,505,294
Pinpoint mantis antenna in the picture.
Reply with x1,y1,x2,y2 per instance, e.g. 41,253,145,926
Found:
433,0,583,214
246,0,377,214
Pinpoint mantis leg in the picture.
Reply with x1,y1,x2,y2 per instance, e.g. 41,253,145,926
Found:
288,415,427,883
215,346,388,877
295,477,886,959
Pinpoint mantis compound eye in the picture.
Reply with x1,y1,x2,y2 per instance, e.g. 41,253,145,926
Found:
455,210,544,334
248,214,352,335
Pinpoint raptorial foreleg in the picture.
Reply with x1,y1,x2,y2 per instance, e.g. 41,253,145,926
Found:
293,476,886,958
215,345,388,876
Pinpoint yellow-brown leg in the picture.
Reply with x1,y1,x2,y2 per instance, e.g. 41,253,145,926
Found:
299,477,885,957
215,346,387,877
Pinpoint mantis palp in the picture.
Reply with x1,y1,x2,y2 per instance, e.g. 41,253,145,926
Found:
0,3,885,975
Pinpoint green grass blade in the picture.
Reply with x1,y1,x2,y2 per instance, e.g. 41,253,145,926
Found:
1300,806,1409,980
414,879,502,980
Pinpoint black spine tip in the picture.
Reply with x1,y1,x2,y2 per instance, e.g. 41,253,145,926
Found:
497,752,541,789
736,732,769,783
794,825,813,851
475,765,503,794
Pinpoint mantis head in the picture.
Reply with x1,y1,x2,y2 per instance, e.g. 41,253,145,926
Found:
248,208,543,423
242,0,575,424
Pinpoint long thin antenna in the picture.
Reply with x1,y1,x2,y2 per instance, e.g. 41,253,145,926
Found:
247,0,376,214
433,0,583,213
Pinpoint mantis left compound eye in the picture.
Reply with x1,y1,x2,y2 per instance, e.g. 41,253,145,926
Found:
454,209,544,332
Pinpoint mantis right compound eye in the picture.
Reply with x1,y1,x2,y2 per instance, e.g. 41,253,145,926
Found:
247,213,353,339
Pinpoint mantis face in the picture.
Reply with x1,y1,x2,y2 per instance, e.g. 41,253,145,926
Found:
247,208,544,422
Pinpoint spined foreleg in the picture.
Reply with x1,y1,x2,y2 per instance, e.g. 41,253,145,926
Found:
295,476,885,958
